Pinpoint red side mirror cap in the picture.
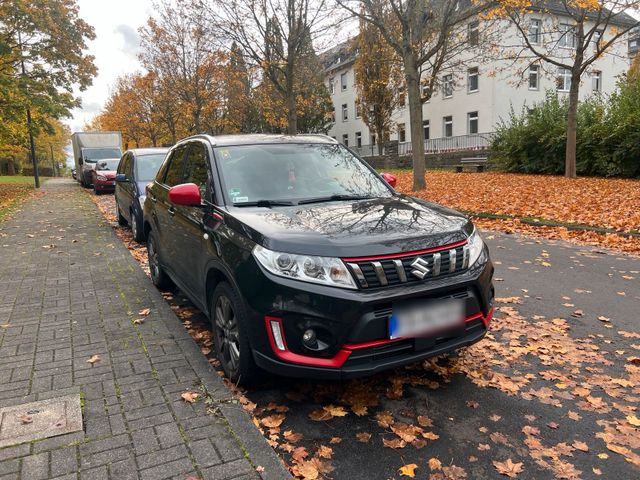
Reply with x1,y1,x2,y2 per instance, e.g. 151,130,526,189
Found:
168,183,202,206
381,172,397,188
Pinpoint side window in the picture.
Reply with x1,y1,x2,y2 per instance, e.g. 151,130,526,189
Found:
163,145,188,187
183,143,209,197
126,154,134,178
117,154,126,174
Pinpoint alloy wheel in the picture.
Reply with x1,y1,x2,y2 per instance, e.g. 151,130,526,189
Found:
148,238,160,281
214,295,240,375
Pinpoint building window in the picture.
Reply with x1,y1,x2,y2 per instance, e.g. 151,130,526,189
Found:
559,23,576,48
341,72,347,91
468,21,479,47
592,71,602,92
443,116,453,137
329,78,335,94
467,67,479,92
342,134,349,146
355,131,362,148
528,65,539,90
342,103,348,121
593,30,602,52
398,123,406,142
443,74,454,98
529,19,541,44
330,108,336,122
556,67,572,92
423,120,430,140
467,111,479,135
355,101,361,118
371,134,376,145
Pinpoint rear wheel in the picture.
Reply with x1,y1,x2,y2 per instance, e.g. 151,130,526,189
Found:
130,208,144,243
116,202,127,226
147,231,173,290
211,282,258,385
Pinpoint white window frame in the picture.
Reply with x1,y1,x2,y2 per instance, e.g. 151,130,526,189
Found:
423,120,430,140
443,116,453,138
529,19,542,45
443,74,454,98
556,67,572,92
467,111,479,135
342,133,349,146
340,72,347,91
528,65,539,90
592,70,602,92
398,123,406,143
341,103,348,121
468,21,479,46
593,30,602,52
355,131,362,148
559,23,576,49
329,78,335,94
467,67,479,93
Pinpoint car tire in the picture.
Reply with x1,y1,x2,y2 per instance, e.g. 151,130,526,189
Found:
147,231,174,290
210,282,258,386
93,184,100,195
116,202,127,226
130,208,144,243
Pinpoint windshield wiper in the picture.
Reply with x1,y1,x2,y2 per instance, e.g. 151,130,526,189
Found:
234,199,296,207
297,194,375,205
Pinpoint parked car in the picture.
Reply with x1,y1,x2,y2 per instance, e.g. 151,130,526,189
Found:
91,159,119,194
115,148,169,242
143,134,494,385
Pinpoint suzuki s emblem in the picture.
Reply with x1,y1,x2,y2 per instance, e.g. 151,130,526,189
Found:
410,257,430,279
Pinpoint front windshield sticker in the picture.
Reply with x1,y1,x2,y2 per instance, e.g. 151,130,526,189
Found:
229,188,241,197
232,196,249,203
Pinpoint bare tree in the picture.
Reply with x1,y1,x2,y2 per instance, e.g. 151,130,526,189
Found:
500,1,639,178
336,0,493,190
200,0,340,134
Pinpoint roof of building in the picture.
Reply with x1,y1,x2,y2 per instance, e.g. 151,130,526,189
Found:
183,134,338,147
320,38,358,74
532,1,638,27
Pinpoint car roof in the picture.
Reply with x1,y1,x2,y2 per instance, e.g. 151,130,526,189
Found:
127,147,170,156
177,134,338,147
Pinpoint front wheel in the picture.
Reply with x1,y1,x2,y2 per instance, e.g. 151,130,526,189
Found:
211,282,258,385
131,209,144,243
147,231,173,290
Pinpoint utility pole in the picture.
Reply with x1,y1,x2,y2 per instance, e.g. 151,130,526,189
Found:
50,144,56,177
18,30,40,188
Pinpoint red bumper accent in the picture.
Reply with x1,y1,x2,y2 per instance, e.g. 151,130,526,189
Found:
264,307,492,369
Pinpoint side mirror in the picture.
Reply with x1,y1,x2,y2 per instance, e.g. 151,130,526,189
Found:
381,172,397,188
78,157,83,166
168,183,202,206
115,173,128,183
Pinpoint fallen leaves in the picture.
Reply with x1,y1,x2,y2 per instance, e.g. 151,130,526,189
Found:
356,432,371,443
18,414,33,424
493,458,524,478
308,405,347,421
398,463,418,477
87,355,100,364
181,391,199,403
261,414,286,429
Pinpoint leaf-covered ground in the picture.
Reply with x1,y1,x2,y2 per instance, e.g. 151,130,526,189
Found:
91,189,640,480
0,183,36,222
393,171,640,254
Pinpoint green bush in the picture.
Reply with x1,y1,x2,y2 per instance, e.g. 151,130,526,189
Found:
491,81,640,177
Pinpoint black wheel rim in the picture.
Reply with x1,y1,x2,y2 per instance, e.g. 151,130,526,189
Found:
214,295,240,375
148,238,160,281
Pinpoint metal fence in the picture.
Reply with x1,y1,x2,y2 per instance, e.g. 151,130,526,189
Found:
353,132,495,157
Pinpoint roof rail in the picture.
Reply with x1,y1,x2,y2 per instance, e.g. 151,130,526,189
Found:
304,134,338,143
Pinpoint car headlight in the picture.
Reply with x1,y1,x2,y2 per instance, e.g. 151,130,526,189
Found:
467,228,485,267
253,245,357,289
96,175,107,181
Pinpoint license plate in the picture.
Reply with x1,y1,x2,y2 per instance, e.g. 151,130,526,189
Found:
389,299,464,339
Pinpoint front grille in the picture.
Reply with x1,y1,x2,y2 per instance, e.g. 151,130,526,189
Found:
345,243,469,289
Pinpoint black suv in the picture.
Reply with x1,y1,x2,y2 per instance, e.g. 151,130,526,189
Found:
143,134,494,384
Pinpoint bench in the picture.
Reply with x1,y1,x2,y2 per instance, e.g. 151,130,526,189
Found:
455,157,488,173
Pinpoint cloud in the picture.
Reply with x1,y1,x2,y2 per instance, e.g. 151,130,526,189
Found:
114,24,141,57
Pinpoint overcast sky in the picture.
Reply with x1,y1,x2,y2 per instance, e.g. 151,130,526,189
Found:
65,0,154,134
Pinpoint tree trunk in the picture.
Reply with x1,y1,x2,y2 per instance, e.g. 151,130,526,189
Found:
285,88,297,135
7,159,15,176
404,57,425,191
565,69,580,179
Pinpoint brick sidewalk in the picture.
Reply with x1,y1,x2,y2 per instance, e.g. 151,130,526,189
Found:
0,179,288,480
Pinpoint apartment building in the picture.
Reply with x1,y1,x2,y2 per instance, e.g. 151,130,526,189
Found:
324,9,636,154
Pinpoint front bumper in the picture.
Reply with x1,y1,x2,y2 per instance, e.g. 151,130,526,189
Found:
238,253,494,380
94,180,116,191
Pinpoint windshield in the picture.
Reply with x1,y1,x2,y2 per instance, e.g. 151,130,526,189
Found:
215,143,392,205
135,153,167,182
83,148,121,162
95,159,120,171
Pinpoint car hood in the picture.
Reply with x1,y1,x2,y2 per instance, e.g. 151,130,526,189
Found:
225,195,470,258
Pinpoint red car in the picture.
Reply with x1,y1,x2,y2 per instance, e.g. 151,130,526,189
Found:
91,159,120,194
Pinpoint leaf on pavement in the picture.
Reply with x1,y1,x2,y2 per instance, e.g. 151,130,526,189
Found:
572,440,588,452
493,459,524,478
356,432,371,443
382,437,406,449
329,436,342,444
428,458,442,471
626,415,640,427
87,355,100,364
398,463,418,478
283,430,303,443
261,414,285,429
18,414,33,424
375,410,394,428
181,391,199,403
139,308,151,316
316,445,333,459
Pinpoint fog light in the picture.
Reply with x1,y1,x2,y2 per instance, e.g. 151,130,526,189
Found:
302,329,318,349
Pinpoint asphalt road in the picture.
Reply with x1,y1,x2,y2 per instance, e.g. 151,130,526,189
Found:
95,185,638,480
235,232,640,480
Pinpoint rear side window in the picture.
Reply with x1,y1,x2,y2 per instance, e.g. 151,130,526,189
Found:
183,143,209,197
163,145,188,186
116,154,127,174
